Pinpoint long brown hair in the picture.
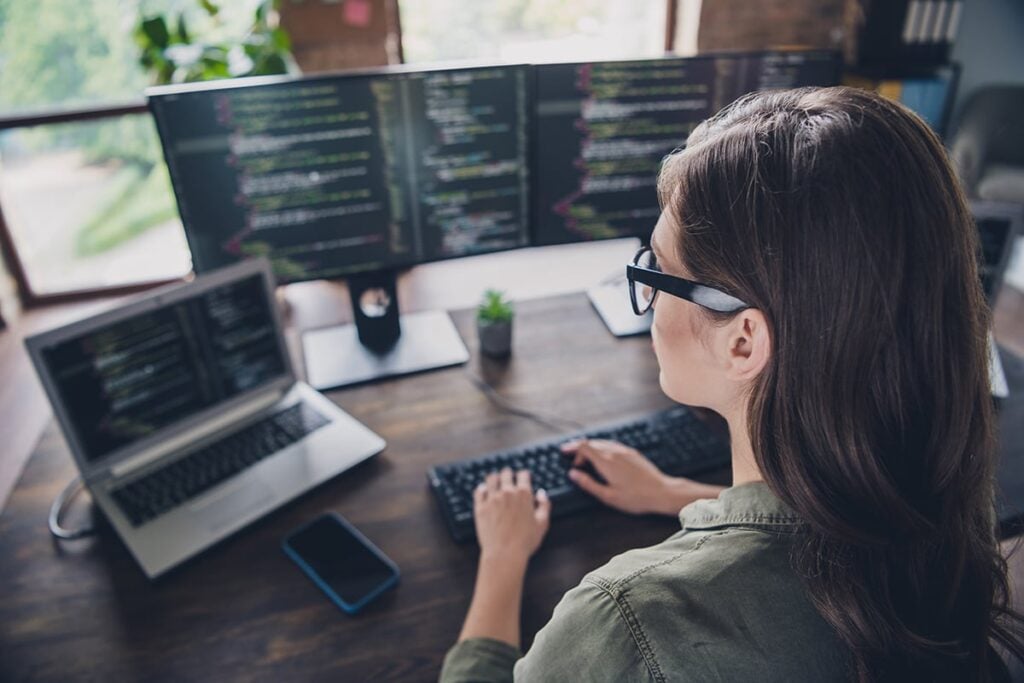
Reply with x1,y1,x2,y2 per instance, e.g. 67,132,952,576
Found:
659,87,1024,681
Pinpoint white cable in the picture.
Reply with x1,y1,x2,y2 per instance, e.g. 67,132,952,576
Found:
48,476,95,540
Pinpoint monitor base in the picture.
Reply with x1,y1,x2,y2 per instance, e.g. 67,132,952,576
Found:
587,281,652,337
302,310,469,390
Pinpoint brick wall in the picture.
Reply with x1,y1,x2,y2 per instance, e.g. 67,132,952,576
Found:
697,0,851,53
279,0,401,72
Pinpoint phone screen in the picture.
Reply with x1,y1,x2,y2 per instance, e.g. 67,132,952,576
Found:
285,515,397,607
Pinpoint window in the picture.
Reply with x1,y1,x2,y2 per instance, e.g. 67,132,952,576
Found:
0,0,259,300
0,0,675,300
399,0,668,64
0,115,190,295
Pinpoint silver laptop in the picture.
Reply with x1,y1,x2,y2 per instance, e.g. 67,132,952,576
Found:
25,258,385,579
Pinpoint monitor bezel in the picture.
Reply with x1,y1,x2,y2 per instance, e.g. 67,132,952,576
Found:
24,258,295,481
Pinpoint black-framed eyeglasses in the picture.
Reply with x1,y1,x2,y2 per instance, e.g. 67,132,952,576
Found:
625,246,750,316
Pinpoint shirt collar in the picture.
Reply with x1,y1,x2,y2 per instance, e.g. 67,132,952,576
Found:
679,481,804,531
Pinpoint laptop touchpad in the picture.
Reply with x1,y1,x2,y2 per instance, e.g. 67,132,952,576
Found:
191,479,274,533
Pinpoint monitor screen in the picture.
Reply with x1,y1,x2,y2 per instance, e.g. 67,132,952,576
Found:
38,273,286,463
532,51,841,246
150,65,531,282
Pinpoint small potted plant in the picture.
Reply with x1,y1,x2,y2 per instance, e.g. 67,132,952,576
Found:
477,289,514,358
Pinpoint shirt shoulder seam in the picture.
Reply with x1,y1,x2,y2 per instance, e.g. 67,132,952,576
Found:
606,529,731,588
685,523,806,536
683,512,803,526
582,576,663,683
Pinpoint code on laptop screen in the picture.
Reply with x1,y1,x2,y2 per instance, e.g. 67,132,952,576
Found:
41,274,286,463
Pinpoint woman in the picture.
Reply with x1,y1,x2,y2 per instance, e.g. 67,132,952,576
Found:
439,87,1024,682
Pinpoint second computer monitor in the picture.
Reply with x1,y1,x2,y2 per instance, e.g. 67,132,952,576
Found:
532,51,841,247
149,64,531,282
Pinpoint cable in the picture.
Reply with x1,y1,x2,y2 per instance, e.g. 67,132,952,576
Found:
464,371,586,434
48,476,96,540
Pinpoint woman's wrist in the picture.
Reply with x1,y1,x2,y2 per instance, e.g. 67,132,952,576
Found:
479,548,530,577
457,551,529,646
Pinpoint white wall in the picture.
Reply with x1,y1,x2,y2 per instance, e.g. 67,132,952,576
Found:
950,0,1024,129
950,0,1024,292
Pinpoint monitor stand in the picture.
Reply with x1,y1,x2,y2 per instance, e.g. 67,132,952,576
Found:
301,270,469,390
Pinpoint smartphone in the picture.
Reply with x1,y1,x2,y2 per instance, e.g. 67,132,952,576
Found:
282,512,400,615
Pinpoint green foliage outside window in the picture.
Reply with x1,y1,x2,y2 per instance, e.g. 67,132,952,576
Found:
0,0,294,258
135,0,292,85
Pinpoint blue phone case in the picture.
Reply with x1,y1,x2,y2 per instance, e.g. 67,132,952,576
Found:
282,512,400,615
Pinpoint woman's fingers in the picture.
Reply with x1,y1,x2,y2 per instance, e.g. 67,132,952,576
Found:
569,444,592,468
571,441,621,479
560,439,583,454
479,469,535,505
566,439,598,468
499,467,514,490
534,489,551,524
568,468,614,505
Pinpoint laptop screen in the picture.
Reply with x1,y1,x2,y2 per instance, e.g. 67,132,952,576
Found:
39,273,287,463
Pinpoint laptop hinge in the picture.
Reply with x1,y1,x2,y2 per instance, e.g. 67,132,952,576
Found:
108,389,286,481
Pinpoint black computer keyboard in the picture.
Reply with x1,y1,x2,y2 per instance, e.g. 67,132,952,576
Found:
111,402,330,527
427,405,731,542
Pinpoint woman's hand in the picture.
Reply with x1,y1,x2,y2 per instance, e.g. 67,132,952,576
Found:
458,468,550,647
474,468,551,562
561,439,724,516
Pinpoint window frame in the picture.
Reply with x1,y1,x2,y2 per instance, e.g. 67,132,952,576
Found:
0,102,184,307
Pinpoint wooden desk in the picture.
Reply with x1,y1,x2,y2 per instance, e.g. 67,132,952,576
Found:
0,292,709,681
1,270,1022,681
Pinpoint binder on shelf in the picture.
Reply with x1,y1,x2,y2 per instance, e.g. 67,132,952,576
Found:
856,0,961,76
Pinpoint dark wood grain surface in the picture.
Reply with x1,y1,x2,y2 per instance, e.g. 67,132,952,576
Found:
1,283,1022,682
0,293,710,682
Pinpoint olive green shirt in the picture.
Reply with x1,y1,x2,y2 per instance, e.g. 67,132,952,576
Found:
440,482,850,682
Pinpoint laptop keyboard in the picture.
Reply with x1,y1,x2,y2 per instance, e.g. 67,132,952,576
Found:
111,402,330,527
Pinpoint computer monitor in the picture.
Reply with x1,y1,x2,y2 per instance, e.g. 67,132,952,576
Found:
149,64,531,388
533,51,841,335
149,64,530,278
532,50,842,248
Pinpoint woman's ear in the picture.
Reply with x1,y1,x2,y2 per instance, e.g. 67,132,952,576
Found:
721,309,771,382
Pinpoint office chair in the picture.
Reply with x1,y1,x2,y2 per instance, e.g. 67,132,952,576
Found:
949,85,1024,203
